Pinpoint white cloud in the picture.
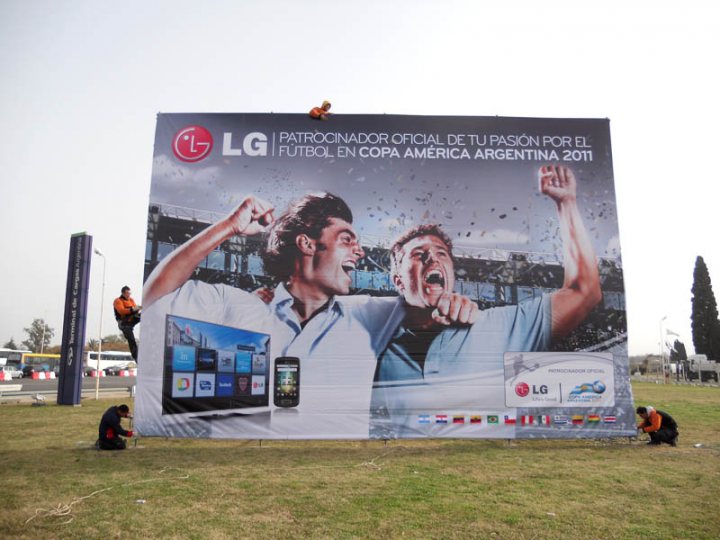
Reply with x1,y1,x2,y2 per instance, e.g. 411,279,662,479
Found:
605,235,621,257
151,154,222,187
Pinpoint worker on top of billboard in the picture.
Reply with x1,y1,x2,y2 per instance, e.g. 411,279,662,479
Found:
370,165,602,437
309,100,332,120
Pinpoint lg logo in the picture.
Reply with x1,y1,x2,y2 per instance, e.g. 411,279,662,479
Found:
222,131,268,157
515,382,549,397
515,382,530,397
173,126,213,162
172,126,268,162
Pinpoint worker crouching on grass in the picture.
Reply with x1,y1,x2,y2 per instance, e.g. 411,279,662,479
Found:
636,406,678,446
97,404,134,450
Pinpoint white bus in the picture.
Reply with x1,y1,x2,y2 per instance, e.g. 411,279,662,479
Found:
85,351,134,372
0,348,32,367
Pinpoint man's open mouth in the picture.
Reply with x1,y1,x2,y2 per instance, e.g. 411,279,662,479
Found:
341,262,356,275
423,269,445,288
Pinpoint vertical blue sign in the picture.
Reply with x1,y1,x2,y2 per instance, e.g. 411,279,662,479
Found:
57,233,92,405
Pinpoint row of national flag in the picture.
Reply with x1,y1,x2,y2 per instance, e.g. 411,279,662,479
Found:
417,414,618,426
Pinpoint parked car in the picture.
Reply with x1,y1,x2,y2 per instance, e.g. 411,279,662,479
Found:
22,365,40,378
22,364,53,378
104,365,127,376
1,365,23,379
84,366,103,376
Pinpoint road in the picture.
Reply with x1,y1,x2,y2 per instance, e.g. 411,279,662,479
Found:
1,376,135,393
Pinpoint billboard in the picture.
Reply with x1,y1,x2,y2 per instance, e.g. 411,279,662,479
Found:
136,113,634,439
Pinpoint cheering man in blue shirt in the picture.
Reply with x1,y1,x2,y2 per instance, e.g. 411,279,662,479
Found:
370,165,602,438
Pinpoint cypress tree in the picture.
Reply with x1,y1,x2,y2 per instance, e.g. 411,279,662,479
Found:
691,256,720,359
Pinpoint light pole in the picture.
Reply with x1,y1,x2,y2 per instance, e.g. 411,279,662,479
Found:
40,322,46,354
659,315,667,383
94,248,106,400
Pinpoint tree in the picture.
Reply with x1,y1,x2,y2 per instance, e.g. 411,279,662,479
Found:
85,335,130,353
101,334,128,345
691,256,720,359
21,319,55,353
3,338,18,349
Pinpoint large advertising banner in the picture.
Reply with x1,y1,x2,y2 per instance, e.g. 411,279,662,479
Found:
136,114,634,440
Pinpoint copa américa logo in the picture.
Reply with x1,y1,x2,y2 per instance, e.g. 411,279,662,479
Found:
172,126,268,162
569,380,606,395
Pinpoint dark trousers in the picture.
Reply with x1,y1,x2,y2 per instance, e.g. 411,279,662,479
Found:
649,427,678,445
119,324,138,360
98,437,127,450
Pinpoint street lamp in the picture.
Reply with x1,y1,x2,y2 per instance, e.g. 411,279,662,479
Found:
94,248,106,400
659,315,667,383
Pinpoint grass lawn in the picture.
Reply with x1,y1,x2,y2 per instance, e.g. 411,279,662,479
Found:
1,382,719,539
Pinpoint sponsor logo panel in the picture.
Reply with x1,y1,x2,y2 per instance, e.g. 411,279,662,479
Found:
504,352,615,408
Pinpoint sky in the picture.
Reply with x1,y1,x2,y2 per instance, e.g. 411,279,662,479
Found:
1,0,718,357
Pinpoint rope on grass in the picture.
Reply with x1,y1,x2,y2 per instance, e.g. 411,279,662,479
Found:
355,447,402,470
25,448,402,525
25,467,190,526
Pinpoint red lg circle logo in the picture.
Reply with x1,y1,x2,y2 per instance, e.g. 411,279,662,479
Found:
172,126,213,162
515,382,530,397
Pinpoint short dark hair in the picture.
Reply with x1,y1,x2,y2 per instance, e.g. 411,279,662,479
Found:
117,404,130,413
636,406,647,415
121,286,131,294
390,224,454,276
262,193,353,281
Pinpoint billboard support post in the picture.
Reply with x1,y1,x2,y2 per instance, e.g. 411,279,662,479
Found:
57,233,92,405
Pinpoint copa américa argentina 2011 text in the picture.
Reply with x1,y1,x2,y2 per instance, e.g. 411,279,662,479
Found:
276,145,594,162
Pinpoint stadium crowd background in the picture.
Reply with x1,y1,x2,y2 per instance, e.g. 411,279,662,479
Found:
145,204,626,353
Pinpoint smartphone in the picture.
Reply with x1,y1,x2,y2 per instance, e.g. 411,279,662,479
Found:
273,357,300,408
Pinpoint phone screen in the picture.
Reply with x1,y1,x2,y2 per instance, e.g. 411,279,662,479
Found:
274,357,299,407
